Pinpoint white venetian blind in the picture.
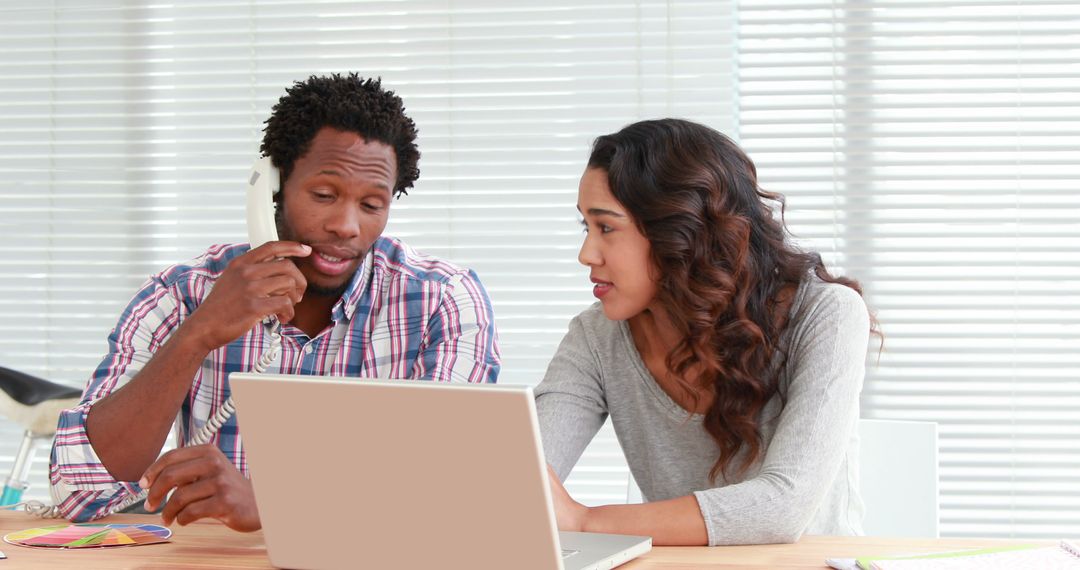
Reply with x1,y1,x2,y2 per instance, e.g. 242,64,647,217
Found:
738,0,1080,538
0,0,736,505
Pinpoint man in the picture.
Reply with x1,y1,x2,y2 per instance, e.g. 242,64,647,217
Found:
49,73,501,530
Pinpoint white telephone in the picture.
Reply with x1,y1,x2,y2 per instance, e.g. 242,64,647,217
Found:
23,158,288,519
189,156,284,445
124,158,285,507
246,156,281,248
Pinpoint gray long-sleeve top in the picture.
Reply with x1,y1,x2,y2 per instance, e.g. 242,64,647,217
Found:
535,276,870,545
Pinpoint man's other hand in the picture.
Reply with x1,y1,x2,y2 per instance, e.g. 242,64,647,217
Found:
140,444,261,532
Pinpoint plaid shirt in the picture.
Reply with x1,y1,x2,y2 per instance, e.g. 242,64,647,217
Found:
50,236,501,521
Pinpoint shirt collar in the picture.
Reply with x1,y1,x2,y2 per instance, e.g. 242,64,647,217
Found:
332,246,377,322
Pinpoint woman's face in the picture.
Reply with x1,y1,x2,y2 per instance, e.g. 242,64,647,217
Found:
577,167,659,321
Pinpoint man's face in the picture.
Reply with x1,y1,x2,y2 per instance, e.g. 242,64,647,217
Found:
276,127,397,298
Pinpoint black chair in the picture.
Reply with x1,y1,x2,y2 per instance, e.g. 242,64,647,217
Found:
0,365,82,506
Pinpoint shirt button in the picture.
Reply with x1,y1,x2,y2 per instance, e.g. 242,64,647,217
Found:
304,345,313,354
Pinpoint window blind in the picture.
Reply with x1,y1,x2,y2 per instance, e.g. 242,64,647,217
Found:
738,0,1080,538
0,0,737,506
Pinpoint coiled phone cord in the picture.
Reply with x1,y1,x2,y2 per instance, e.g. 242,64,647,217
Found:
10,321,281,519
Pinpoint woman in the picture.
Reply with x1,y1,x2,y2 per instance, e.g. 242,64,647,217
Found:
536,118,876,546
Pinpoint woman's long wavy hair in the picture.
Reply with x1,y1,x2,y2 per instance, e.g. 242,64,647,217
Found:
588,118,876,482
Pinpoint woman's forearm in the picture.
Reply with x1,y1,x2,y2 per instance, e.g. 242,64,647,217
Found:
582,495,709,546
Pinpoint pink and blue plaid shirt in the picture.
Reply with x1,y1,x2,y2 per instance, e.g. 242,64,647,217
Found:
50,236,500,521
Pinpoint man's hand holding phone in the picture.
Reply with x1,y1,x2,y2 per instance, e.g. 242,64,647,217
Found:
183,241,310,353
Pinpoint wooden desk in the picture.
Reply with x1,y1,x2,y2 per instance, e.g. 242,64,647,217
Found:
0,509,1034,569
623,535,1040,569
0,511,268,569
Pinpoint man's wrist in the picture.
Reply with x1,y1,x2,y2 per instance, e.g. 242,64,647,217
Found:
174,317,217,357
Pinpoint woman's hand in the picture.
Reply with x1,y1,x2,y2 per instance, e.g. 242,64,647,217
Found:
546,464,590,532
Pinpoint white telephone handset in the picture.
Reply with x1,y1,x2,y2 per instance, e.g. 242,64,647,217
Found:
187,157,283,445
246,156,281,248
190,156,283,448
23,158,287,519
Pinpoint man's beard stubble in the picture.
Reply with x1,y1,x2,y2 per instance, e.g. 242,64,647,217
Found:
275,204,351,300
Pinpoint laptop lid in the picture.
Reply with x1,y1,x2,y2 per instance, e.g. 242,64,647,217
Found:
229,373,647,570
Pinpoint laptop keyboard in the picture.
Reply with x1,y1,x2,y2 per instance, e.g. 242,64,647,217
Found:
561,549,580,559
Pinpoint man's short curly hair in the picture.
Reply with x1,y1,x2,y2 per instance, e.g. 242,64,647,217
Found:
260,73,420,198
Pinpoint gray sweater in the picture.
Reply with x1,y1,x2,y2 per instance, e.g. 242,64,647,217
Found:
535,277,870,545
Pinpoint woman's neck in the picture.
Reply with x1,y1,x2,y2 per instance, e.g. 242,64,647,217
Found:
628,304,714,414
628,303,681,355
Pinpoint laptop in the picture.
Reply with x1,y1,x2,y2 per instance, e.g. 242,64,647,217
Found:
229,373,652,570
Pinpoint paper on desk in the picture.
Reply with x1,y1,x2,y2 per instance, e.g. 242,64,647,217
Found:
855,544,1075,570
869,546,1080,569
827,552,993,570
828,550,972,570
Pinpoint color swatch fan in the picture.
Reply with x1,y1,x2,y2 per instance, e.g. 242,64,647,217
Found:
4,523,172,548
